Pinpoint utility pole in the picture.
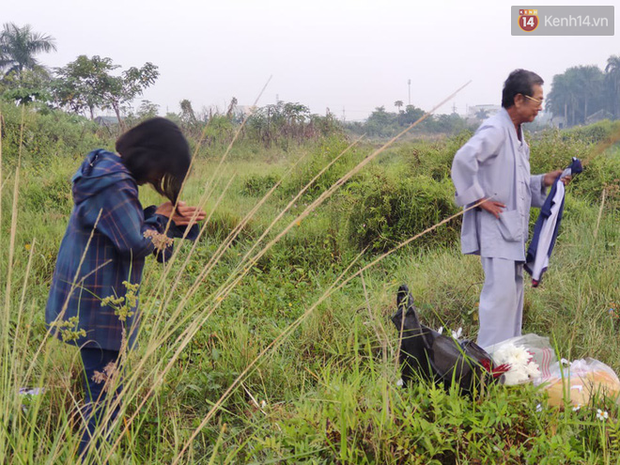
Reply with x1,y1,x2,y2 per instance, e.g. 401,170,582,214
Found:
342,106,346,122
408,79,411,106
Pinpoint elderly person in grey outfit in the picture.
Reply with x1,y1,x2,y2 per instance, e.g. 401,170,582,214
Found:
451,69,570,348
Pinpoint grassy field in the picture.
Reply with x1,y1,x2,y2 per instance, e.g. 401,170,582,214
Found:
2,105,620,463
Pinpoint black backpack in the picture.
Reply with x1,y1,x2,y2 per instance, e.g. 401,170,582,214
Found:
392,284,504,394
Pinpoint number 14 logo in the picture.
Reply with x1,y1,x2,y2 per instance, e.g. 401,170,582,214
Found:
518,10,539,32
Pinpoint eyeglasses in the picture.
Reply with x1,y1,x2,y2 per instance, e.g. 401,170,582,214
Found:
523,94,543,106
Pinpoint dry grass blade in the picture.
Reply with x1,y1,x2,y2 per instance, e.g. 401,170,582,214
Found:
231,135,365,276
3,107,24,314
171,246,367,465
145,76,272,293
581,125,620,166
170,81,472,463
181,82,472,333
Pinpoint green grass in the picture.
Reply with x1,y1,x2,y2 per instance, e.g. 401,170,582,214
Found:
2,104,620,463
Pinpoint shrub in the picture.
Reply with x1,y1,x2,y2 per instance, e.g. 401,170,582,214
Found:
241,173,280,197
345,170,460,252
280,136,366,199
528,127,590,174
563,119,620,144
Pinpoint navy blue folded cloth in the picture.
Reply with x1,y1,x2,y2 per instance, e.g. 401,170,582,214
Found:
525,158,582,287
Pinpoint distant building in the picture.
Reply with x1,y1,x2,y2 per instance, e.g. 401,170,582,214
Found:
585,109,614,125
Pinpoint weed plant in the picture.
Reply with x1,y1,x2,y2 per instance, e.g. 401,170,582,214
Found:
1,102,620,463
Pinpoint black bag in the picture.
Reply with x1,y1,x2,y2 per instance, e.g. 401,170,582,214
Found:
392,284,503,394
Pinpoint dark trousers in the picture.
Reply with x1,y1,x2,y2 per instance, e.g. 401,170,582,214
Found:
78,348,121,460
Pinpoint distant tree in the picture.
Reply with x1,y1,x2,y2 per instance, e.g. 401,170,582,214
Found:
53,55,112,119
394,100,404,112
427,113,468,133
0,23,56,77
576,65,605,121
475,109,489,120
106,61,159,127
546,73,572,124
180,99,196,123
367,106,390,124
53,55,159,125
0,66,52,105
398,104,425,125
547,66,605,126
605,55,620,119
136,99,159,120
226,96,237,119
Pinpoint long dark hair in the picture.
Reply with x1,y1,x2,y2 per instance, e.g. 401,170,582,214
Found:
116,118,191,205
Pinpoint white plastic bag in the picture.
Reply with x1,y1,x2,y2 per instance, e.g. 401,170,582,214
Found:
541,358,620,407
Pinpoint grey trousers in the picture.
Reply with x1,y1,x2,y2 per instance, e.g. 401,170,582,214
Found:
476,257,524,348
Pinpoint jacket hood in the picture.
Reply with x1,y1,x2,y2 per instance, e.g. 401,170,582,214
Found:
72,149,134,204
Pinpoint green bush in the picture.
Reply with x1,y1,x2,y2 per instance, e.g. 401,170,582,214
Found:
241,173,280,197
570,147,620,207
563,119,620,144
528,128,590,174
345,171,460,252
280,136,366,199
0,103,110,168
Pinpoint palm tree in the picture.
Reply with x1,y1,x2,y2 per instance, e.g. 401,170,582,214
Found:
574,65,605,122
394,100,404,112
546,73,570,124
605,55,620,119
0,23,57,77
475,108,489,120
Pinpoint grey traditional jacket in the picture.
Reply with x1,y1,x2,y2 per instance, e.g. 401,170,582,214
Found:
451,108,547,261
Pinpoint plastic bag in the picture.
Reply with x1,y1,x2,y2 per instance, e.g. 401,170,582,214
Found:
485,333,557,381
541,358,620,407
392,284,503,394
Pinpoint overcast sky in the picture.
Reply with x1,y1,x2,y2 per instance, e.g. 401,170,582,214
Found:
5,0,619,120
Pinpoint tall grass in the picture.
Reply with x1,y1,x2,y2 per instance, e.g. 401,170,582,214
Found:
2,99,620,464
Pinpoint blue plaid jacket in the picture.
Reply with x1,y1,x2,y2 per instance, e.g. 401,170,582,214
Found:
45,149,168,351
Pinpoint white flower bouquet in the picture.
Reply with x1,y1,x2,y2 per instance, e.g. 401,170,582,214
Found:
490,342,541,386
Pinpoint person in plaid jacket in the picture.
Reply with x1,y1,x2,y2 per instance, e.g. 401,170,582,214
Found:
45,118,205,459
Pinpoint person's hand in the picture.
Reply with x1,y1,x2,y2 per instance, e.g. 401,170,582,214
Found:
156,201,206,226
544,169,572,187
543,170,563,187
478,198,505,219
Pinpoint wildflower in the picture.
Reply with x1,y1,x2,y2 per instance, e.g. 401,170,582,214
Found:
396,379,404,387
536,404,543,412
437,326,444,335
451,327,463,339
92,362,118,392
24,244,31,251
143,230,173,251
101,281,140,322
50,316,87,342
597,409,609,421
572,405,581,412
